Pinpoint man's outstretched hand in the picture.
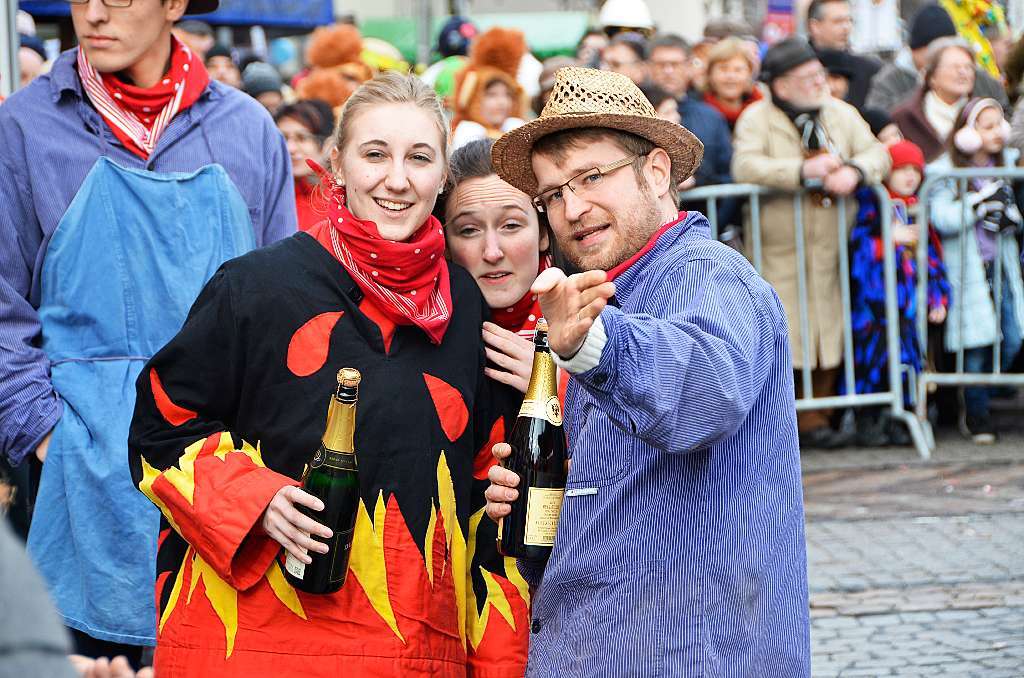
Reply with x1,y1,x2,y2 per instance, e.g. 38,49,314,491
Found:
531,268,616,359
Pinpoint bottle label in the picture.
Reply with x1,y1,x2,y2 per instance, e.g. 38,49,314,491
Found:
285,550,306,579
518,395,563,426
524,487,564,546
329,527,356,583
310,444,357,471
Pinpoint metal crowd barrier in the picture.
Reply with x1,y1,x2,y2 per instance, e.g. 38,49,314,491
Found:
914,167,1024,452
681,183,932,458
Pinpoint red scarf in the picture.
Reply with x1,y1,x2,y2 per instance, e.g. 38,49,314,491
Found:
306,162,452,344
77,36,210,159
295,177,327,233
888,189,918,226
490,256,551,337
703,88,763,128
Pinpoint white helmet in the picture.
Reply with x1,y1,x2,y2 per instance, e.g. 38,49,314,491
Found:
598,0,655,31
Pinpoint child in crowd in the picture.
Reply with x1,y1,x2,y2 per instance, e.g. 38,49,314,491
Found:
928,97,1024,443
850,140,950,445
450,27,527,150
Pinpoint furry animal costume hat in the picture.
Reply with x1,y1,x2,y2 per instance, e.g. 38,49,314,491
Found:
297,24,372,108
451,27,528,133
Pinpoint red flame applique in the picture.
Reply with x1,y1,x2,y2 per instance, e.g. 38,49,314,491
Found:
423,373,469,442
150,368,197,426
474,418,505,480
287,311,345,377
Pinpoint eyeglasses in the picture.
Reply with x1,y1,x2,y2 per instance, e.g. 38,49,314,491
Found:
651,61,687,71
602,59,641,70
532,154,641,213
66,0,134,6
282,130,320,145
785,66,827,87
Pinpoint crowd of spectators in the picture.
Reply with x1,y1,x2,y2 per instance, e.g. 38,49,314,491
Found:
7,0,1024,456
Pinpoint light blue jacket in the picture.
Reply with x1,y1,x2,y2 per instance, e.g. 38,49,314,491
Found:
926,153,1024,351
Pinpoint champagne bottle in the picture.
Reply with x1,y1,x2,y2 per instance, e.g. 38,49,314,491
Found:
284,368,362,594
498,319,568,561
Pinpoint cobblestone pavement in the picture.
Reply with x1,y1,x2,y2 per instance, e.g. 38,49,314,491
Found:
803,426,1024,677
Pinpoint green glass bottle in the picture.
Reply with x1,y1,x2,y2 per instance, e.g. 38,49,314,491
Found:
498,319,568,561
284,368,362,594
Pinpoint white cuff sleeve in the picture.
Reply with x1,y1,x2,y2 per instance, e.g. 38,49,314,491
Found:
552,315,608,374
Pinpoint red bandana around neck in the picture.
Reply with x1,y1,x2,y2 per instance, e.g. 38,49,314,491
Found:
77,36,210,159
490,256,551,337
306,161,453,344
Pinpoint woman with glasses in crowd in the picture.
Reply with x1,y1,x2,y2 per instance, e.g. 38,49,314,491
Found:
275,99,335,232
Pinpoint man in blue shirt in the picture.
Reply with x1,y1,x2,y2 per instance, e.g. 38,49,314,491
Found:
488,67,810,675
0,0,295,666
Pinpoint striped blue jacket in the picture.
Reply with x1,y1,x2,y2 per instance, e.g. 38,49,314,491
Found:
525,212,810,677
0,50,296,466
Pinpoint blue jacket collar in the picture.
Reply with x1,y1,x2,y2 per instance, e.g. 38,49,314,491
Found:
609,211,706,302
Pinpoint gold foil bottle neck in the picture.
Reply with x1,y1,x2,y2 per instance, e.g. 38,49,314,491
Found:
324,368,359,453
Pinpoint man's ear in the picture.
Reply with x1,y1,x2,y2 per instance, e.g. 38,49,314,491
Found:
645,147,674,198
165,0,189,23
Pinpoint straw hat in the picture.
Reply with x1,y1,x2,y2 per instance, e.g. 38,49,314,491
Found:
492,67,704,197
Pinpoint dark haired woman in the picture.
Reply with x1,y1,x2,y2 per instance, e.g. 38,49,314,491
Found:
275,99,335,231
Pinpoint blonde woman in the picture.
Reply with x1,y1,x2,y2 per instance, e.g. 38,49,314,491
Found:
129,73,529,677
703,36,762,131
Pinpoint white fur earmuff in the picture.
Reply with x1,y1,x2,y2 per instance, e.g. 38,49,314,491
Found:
953,98,1010,154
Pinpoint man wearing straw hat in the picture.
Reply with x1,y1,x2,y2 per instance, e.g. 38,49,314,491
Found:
485,67,810,675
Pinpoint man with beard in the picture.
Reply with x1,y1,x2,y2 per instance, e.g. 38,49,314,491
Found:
485,67,811,675
733,37,889,448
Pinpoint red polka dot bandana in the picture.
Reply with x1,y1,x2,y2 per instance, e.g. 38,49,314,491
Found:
306,161,453,345
77,36,210,160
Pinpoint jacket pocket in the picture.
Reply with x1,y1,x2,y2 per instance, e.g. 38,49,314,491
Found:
558,560,666,677
566,404,630,487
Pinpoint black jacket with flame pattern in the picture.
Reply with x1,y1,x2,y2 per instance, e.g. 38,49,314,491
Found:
128,233,529,677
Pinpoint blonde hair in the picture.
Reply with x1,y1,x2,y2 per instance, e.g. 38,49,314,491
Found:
705,37,757,77
333,71,449,166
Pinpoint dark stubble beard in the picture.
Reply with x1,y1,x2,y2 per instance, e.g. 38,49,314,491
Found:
563,187,665,272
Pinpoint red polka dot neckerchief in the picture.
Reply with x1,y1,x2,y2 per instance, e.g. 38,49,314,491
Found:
77,36,210,160
306,160,453,345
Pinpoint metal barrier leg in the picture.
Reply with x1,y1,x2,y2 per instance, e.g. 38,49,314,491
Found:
891,408,933,459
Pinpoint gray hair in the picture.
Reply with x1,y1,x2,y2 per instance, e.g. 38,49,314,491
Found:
923,37,975,88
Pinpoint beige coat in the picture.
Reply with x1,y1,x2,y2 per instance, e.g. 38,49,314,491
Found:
732,96,890,370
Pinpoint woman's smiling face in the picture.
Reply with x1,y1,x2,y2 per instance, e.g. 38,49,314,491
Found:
331,102,447,241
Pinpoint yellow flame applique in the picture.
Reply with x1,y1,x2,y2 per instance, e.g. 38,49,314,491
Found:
436,451,468,646
143,432,306,658
188,553,239,656
348,491,406,643
159,548,188,634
